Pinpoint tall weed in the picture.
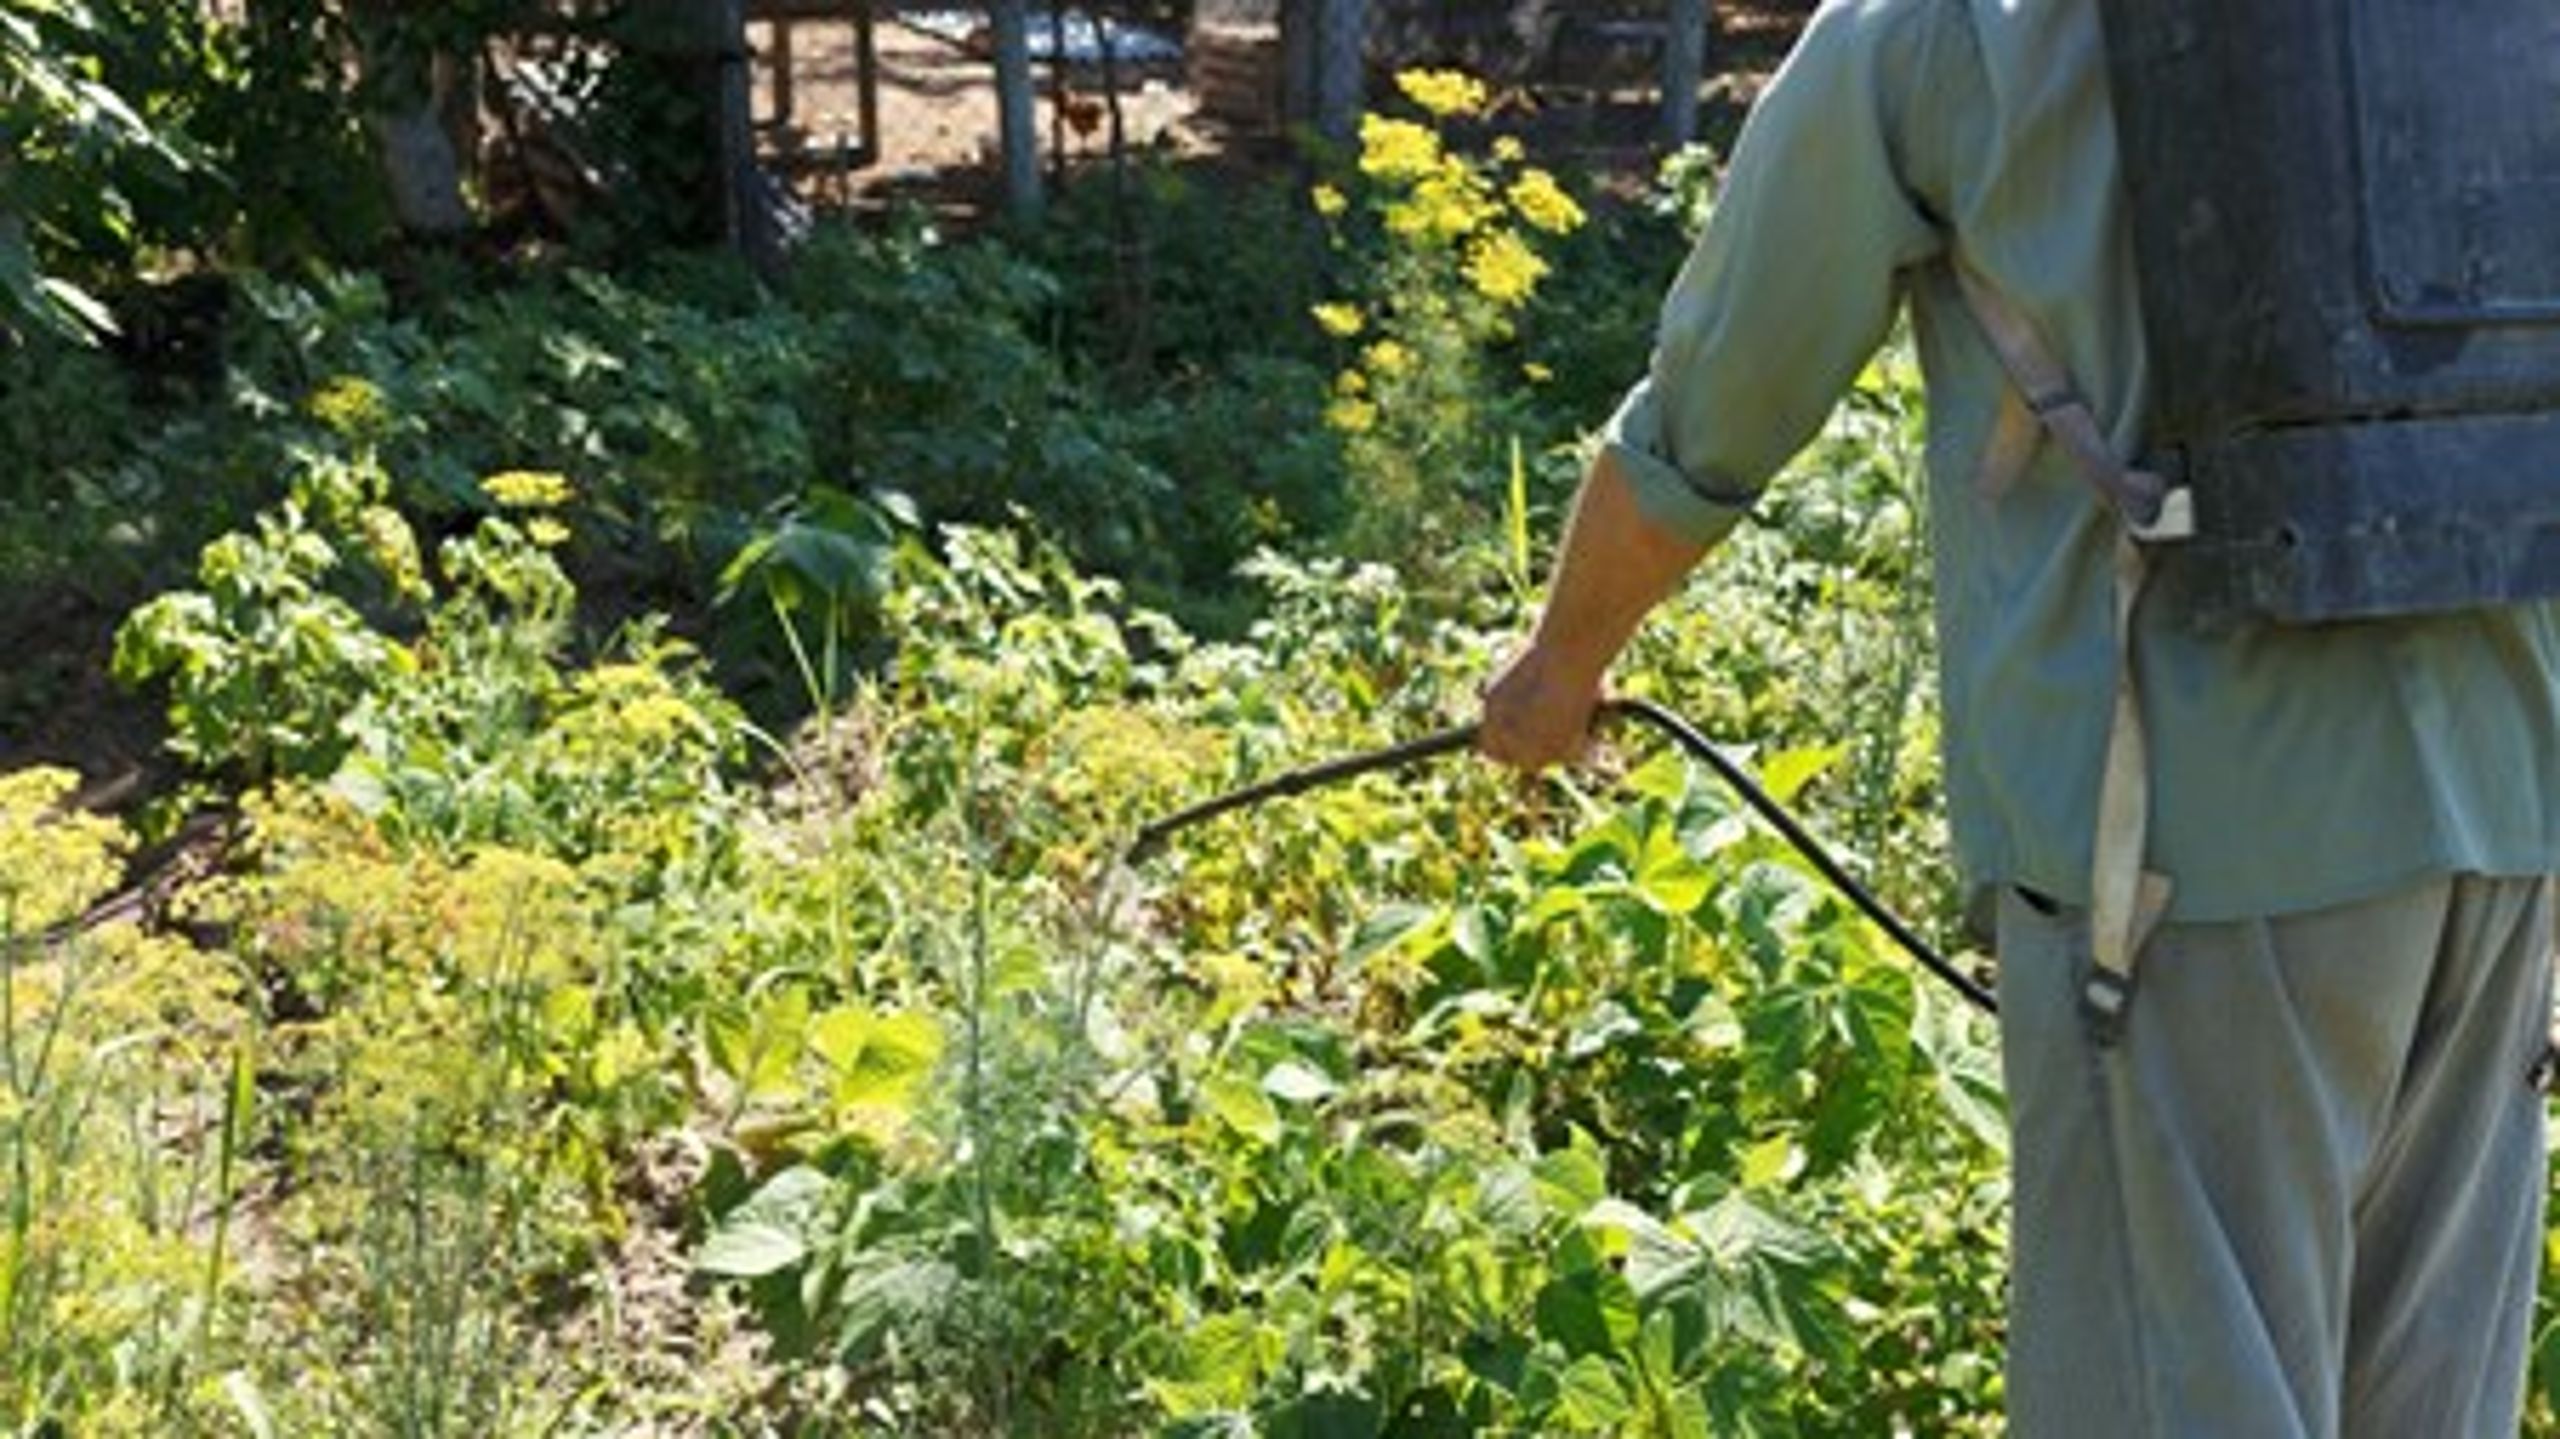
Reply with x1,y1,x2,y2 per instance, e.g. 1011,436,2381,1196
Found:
0,770,249,1434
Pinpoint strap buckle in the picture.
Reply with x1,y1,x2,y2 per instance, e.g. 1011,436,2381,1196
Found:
2081,967,2134,1047
2127,485,2196,543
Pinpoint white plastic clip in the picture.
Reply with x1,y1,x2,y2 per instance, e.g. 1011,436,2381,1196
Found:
2131,485,2196,544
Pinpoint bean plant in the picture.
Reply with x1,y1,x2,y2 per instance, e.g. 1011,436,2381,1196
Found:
31,56,2560,1438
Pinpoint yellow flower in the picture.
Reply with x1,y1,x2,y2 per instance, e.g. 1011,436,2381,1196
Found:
1385,167,1494,245
1492,135,1526,164
1363,339,1414,377
1522,361,1554,383
526,518,571,549
1334,368,1369,396
358,504,430,601
1396,68,1488,119
1358,115,1443,182
1326,394,1379,434
481,470,574,510
1464,229,1549,306
1312,302,1366,338
1507,168,1586,235
0,768,124,931
1311,183,1348,218
306,375,391,441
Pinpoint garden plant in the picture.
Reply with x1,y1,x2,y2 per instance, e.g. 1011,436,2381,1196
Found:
7,28,2560,1439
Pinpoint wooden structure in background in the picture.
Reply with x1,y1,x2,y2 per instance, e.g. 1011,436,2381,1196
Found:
1188,0,1717,140
748,0,885,173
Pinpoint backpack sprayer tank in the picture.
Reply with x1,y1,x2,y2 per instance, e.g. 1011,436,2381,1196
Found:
2098,0,2560,624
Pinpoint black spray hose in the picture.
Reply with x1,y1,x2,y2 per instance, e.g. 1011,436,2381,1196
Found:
1127,696,1998,1016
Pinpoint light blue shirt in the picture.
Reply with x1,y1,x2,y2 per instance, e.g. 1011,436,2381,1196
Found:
1604,0,2560,920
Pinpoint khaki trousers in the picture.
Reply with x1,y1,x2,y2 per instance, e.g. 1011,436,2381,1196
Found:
1997,876,2553,1438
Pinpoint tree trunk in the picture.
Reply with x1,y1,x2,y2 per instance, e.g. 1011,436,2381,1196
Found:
1278,0,1318,134
1096,5,1150,370
711,0,788,273
1659,0,1709,148
1312,0,1366,147
1047,6,1069,191
612,0,792,265
989,0,1041,221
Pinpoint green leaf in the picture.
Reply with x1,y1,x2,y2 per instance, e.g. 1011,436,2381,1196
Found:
697,1165,832,1278
1476,1160,1543,1236
1623,747,1692,804
37,274,117,339
1533,1142,1607,1215
1521,883,1594,928
1919,1007,2009,1152
1147,1311,1269,1417
1758,745,1843,806
1633,823,1713,915
1261,1059,1338,1105
1264,1387,1384,1439
696,1220,807,1278
1552,1354,1635,1428
1534,1266,1642,1358
1665,1384,1715,1439
708,987,812,1108
809,1005,945,1109
1689,1193,1850,1358
1204,1072,1283,1144
834,1250,961,1361
1563,1001,1642,1062
1347,901,1440,967
1440,1236,1510,1325
1584,1201,1703,1301
1738,1134,1799,1190
718,485,911,613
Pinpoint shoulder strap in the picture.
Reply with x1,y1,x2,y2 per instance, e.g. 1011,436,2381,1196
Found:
1946,257,2181,1041
1948,259,2194,542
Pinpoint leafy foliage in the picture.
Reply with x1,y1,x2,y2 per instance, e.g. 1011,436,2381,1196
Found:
0,769,250,1434
669,506,2005,1434
58,54,2560,1437
1308,71,1597,578
0,0,197,343
11,105,2027,1422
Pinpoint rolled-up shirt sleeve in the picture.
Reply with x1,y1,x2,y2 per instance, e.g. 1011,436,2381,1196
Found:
1606,0,1946,544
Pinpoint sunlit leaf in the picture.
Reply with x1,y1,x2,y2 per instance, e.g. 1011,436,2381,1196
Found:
1533,1142,1607,1215
810,1005,945,1109
1622,748,1692,804
1348,901,1441,966
1563,1001,1642,1061
1633,823,1713,915
1146,1311,1269,1416
697,1220,807,1278
1738,1134,1800,1191
1758,745,1841,805
1586,1200,1703,1300
1261,1059,1338,1105
1552,1353,1635,1427
1204,1072,1283,1144
697,1166,831,1278
1920,1007,2009,1153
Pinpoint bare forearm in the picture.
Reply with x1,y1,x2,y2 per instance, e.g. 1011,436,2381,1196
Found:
1530,449,1713,684
1479,450,1711,769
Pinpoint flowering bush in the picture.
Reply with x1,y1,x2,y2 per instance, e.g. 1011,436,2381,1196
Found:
1311,70,1590,572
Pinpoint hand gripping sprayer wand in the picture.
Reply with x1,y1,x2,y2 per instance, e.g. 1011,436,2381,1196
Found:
1127,696,1997,1017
